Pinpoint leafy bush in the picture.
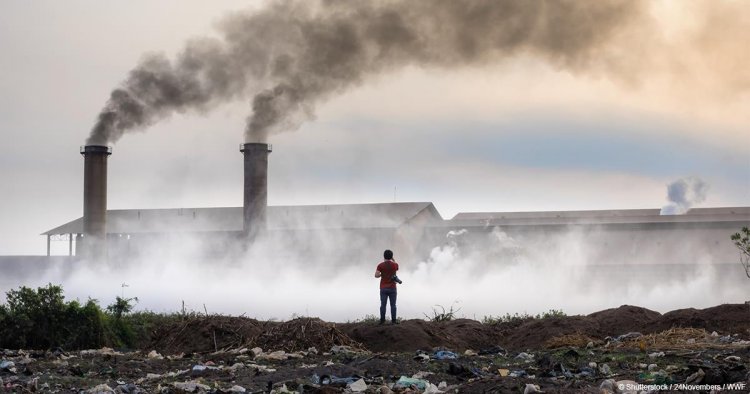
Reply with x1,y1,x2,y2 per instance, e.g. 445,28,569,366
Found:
0,284,105,349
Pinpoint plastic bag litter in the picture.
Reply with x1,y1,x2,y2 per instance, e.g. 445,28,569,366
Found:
394,376,428,391
434,350,458,360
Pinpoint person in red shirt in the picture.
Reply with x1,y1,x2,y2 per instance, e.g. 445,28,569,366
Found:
374,249,400,325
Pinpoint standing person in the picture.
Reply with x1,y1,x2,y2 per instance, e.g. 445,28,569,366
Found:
374,249,399,325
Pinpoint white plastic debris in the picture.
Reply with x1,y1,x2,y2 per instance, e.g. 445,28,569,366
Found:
147,350,164,360
599,363,612,375
647,364,657,371
87,384,115,393
349,378,368,392
229,385,247,393
412,371,434,379
648,351,665,359
173,381,211,392
257,350,287,360
424,383,442,394
588,362,597,369
464,349,478,356
599,379,616,392
515,352,534,362
523,383,543,394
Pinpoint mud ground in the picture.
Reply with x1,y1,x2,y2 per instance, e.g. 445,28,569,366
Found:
2,304,750,393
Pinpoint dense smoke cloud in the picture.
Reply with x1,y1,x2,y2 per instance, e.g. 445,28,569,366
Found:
87,0,645,145
660,177,708,215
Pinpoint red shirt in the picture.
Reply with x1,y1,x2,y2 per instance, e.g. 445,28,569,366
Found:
377,260,399,289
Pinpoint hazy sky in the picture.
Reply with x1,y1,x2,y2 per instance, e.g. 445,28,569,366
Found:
1,0,748,255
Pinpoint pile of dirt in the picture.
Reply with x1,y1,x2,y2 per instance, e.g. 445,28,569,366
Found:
340,318,501,353
145,304,750,354
588,304,662,335
647,304,750,335
251,317,363,352
148,315,262,354
499,316,601,350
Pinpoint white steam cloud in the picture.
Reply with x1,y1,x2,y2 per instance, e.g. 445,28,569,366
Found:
1,224,742,321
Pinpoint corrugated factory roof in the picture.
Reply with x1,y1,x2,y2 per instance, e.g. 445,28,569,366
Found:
42,202,440,235
447,207,750,227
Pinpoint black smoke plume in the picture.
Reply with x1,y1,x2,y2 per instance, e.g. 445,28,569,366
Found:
87,0,643,145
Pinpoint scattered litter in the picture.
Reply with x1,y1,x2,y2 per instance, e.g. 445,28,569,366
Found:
524,383,543,394
411,371,433,379
413,353,430,362
648,351,665,359
498,368,509,377
349,378,367,392
146,350,163,359
463,349,477,356
685,368,705,384
0,360,16,374
515,352,534,362
599,363,611,375
434,350,458,360
229,386,246,393
87,384,115,393
173,381,211,392
394,376,428,391
256,350,287,360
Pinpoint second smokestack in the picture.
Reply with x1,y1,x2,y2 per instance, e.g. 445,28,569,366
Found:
240,143,271,242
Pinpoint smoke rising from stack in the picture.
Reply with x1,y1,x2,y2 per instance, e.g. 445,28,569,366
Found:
87,0,646,145
660,176,708,215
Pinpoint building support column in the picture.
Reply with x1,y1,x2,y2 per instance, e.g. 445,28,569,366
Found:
68,233,73,256
46,235,51,256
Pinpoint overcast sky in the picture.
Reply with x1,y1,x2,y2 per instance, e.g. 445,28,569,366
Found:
1,1,748,256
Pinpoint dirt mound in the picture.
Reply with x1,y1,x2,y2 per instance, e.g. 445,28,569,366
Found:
499,316,602,350
340,319,502,353
148,315,262,355
646,304,750,336
252,317,362,352
144,304,750,355
588,305,661,335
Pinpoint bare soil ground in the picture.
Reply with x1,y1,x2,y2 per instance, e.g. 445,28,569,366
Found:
2,303,750,393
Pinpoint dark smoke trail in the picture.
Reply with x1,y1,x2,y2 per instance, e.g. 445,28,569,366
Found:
87,0,644,145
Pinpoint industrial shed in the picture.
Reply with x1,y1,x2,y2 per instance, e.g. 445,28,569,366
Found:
423,207,750,266
42,202,443,262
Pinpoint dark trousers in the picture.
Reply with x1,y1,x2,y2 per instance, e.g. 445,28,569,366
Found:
379,288,397,323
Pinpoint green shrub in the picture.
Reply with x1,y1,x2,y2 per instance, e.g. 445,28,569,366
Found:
0,284,105,349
